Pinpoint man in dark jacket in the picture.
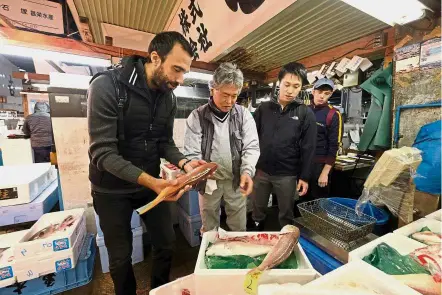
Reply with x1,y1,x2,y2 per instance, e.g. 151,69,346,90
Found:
88,31,205,294
251,62,317,229
308,78,343,199
23,101,53,163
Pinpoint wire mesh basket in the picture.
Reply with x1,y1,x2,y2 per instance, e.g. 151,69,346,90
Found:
298,199,376,243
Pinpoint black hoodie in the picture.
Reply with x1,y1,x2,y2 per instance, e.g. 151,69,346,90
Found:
253,96,317,181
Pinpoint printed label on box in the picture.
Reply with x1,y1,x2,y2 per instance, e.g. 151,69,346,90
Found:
0,187,18,200
55,258,72,272
53,238,70,252
0,266,13,281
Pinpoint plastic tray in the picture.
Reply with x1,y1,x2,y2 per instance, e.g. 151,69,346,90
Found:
0,234,96,295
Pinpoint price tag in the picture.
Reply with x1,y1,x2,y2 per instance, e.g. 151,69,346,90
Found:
243,270,262,295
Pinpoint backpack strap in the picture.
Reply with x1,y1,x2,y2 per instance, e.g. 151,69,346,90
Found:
107,70,128,142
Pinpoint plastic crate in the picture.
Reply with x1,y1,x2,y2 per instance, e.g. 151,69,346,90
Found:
177,204,202,247
96,226,144,273
95,210,141,237
299,237,342,275
0,234,96,295
177,190,200,216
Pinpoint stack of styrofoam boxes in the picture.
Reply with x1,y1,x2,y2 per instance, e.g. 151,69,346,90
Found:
193,231,318,295
0,163,58,226
95,210,144,273
0,230,29,288
177,189,201,247
2,208,87,285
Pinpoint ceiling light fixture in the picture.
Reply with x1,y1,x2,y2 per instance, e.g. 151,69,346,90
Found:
340,0,429,26
0,44,111,67
184,71,213,81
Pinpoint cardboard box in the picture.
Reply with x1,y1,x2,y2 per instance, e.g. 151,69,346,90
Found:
160,163,182,180
0,180,58,226
0,163,57,206
194,231,317,295
303,260,421,295
12,208,86,259
14,223,86,282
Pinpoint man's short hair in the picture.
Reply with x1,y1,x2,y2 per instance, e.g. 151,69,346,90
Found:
278,62,308,85
208,62,244,92
148,31,193,62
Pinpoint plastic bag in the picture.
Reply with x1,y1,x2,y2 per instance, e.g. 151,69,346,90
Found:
205,252,298,270
362,243,430,275
356,147,423,223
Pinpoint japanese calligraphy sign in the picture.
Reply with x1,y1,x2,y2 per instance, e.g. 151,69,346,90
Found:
168,0,296,62
0,0,63,34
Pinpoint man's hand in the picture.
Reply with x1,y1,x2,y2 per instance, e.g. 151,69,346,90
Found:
297,179,308,196
318,172,329,187
152,178,191,202
240,173,253,196
183,159,207,173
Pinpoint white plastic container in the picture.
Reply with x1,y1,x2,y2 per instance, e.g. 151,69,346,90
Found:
14,225,86,282
394,218,441,238
12,208,86,259
0,180,58,226
177,204,202,247
302,260,421,295
94,209,141,237
0,163,57,206
149,274,195,295
349,233,426,262
96,226,144,273
426,209,442,221
194,231,317,295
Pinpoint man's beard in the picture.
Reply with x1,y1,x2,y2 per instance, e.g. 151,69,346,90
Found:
152,66,179,93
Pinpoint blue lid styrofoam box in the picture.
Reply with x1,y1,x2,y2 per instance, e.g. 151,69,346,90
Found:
177,204,202,247
95,210,141,237
177,190,200,216
0,180,59,227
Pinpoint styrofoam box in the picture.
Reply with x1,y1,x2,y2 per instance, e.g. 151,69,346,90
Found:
96,226,144,274
0,248,15,288
0,163,57,206
302,260,421,295
95,209,141,237
0,180,58,227
194,231,317,295
14,223,87,282
349,233,426,263
426,209,442,221
178,190,200,216
394,218,441,237
0,230,29,249
177,204,202,247
12,208,86,259
150,274,195,295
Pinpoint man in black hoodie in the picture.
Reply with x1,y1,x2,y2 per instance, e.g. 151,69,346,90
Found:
251,62,317,230
88,32,205,294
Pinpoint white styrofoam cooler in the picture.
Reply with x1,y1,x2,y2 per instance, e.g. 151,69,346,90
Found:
194,231,317,295
302,260,421,295
426,209,442,221
0,163,57,206
177,204,202,247
14,224,87,282
394,218,441,238
150,274,195,295
12,208,86,259
0,248,15,288
0,180,59,227
349,233,426,263
97,226,144,273
95,210,141,237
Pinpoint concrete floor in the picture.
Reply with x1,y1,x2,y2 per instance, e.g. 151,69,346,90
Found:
62,207,281,295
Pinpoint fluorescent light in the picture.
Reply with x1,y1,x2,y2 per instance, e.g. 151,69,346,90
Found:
31,84,48,90
49,73,92,89
184,71,212,81
0,44,111,67
341,0,428,25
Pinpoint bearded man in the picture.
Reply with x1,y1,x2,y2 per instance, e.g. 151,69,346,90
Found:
87,31,205,294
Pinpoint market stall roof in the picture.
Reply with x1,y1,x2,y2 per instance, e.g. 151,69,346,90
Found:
71,0,388,74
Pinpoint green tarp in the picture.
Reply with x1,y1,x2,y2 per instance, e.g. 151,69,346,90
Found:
358,63,393,151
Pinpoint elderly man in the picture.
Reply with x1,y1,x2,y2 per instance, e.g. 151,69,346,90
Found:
184,62,260,232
